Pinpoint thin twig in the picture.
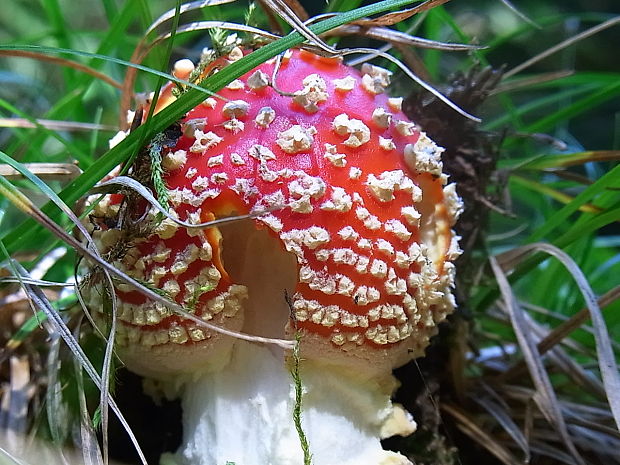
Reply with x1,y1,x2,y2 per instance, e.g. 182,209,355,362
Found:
492,70,574,94
0,163,82,181
0,50,123,89
0,118,117,133
505,16,620,78
499,0,540,29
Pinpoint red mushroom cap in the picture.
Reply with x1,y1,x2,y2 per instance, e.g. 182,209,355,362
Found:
89,47,463,378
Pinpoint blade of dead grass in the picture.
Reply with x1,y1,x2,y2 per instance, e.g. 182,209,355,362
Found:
504,16,620,78
262,0,333,55
0,118,116,133
0,163,82,182
498,0,540,29
0,98,91,166
493,243,620,430
72,319,105,465
471,392,531,462
0,45,222,99
0,50,123,89
500,285,620,386
45,335,66,447
490,255,586,465
145,0,237,35
352,0,451,28
442,402,523,465
323,24,484,50
518,308,606,398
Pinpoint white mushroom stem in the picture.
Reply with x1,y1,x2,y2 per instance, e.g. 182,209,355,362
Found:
165,340,416,465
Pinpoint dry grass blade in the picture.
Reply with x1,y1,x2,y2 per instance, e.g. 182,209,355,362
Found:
148,21,280,53
502,298,620,362
0,445,29,465
99,280,118,465
442,403,523,465
257,0,284,34
72,320,104,465
495,244,620,431
0,278,71,287
534,285,620,359
263,0,334,55
493,70,574,94
0,50,122,89
551,170,599,187
277,0,309,21
518,309,607,397
45,336,66,447
489,255,586,465
529,441,580,465
392,42,433,82
324,25,485,50
471,390,531,461
567,415,620,440
0,163,82,182
498,0,540,28
505,16,620,78
91,176,276,228
352,0,451,27
145,0,238,35
92,271,118,465
0,118,117,133
501,384,620,460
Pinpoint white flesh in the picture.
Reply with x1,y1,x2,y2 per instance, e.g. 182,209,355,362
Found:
169,341,414,465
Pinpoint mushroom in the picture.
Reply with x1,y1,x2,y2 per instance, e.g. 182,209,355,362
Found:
86,47,463,465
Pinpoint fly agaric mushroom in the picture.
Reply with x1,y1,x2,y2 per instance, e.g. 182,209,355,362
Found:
86,46,463,465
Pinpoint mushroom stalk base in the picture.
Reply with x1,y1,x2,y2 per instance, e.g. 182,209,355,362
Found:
166,341,414,465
